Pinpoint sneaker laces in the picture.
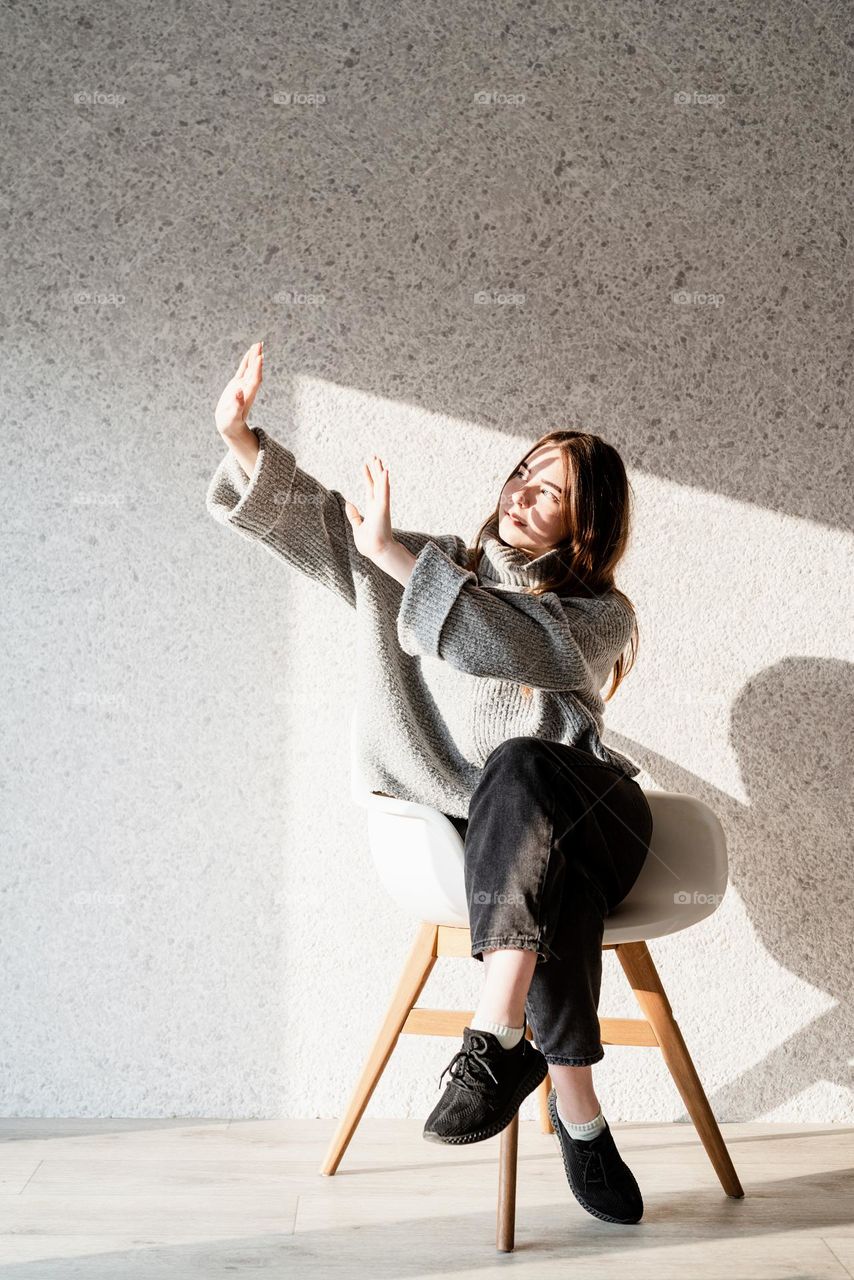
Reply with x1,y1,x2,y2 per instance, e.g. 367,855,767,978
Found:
576,1143,609,1191
438,1033,500,1094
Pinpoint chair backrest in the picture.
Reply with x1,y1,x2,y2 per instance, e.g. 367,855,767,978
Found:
603,790,729,943
360,788,729,945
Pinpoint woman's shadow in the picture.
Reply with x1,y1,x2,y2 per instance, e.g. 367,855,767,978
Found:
606,656,854,1119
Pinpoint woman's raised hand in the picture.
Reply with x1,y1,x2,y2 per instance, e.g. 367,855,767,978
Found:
345,455,395,562
214,341,264,437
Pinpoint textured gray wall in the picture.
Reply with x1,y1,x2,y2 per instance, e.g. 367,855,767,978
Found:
3,0,852,1122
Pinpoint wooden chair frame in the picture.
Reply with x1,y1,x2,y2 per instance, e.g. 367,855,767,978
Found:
319,921,744,1252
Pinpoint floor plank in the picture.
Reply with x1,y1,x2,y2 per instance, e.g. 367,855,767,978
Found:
0,1119,851,1278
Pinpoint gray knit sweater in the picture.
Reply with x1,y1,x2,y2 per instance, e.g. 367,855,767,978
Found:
205,426,641,818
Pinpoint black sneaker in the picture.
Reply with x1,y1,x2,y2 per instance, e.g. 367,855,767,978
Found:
423,1020,548,1145
547,1088,643,1224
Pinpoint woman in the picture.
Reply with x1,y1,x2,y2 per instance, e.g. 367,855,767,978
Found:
207,342,653,1226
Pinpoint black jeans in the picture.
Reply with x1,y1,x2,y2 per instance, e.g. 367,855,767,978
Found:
443,736,653,1066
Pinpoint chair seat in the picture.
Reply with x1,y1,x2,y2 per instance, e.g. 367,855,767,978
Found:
362,789,728,944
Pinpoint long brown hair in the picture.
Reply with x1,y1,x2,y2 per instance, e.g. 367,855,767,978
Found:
465,429,639,701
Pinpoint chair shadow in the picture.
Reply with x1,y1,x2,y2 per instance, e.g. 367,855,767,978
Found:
604,655,854,1118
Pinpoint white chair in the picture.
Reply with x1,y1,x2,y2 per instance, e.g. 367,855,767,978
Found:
320,788,744,1251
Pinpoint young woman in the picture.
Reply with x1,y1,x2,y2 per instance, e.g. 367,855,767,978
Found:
208,342,653,1226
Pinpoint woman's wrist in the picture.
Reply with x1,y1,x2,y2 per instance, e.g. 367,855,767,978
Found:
218,418,254,442
219,420,260,481
371,540,417,586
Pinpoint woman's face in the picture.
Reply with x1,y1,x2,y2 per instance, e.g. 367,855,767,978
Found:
498,444,568,554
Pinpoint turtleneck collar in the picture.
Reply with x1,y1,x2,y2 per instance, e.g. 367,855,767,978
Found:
476,514,570,592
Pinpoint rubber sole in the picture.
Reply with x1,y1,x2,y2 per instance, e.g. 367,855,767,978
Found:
547,1088,642,1225
423,1051,549,1146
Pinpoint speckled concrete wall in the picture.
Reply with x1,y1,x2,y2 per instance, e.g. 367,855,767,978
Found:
3,1,852,1123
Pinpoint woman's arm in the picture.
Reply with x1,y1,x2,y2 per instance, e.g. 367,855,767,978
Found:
206,424,364,609
221,419,260,482
395,539,631,691
341,462,624,693
208,347,465,610
208,343,363,608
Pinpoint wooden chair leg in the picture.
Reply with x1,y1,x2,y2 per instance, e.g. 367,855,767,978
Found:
497,1111,518,1252
537,1073,554,1133
319,921,439,1175
615,940,744,1198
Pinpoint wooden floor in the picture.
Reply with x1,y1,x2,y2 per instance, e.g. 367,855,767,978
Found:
0,1117,852,1277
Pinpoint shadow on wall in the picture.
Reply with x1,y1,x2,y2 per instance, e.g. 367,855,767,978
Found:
607,656,854,1118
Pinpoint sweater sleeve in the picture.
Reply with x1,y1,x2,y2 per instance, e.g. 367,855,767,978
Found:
396,539,629,691
205,426,361,608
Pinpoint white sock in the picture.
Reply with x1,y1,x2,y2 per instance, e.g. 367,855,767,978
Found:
556,1098,606,1141
469,1016,525,1050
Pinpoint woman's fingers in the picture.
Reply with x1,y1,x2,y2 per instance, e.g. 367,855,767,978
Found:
377,458,389,497
238,341,263,381
363,455,390,505
239,345,263,417
233,343,263,424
